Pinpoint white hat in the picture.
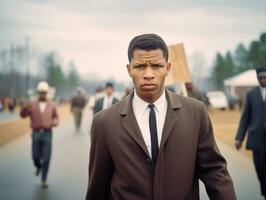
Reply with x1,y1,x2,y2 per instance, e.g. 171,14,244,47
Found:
37,81,49,92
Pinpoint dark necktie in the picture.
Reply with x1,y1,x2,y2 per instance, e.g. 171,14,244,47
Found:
148,104,159,165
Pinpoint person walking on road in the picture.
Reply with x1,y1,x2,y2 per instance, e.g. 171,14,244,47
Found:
20,81,59,188
70,87,87,130
93,82,119,114
235,67,266,199
86,34,236,200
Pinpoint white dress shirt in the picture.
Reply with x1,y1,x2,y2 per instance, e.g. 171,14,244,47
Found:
132,90,167,157
39,102,47,113
103,94,114,109
260,87,266,101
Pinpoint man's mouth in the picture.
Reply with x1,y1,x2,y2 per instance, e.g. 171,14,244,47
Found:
141,83,157,90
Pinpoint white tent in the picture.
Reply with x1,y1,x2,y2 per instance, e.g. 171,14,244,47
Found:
224,69,259,87
223,69,259,97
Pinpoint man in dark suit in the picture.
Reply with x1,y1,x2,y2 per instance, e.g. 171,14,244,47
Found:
93,82,119,114
86,34,236,200
235,67,266,199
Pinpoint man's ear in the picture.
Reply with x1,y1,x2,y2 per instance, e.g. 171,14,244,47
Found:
127,64,132,77
166,62,171,75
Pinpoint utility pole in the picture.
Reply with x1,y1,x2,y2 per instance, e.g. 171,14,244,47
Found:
10,43,15,98
25,36,30,96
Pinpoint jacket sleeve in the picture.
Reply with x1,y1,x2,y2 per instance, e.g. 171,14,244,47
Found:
197,105,236,200
52,104,59,127
20,104,31,118
86,115,114,200
235,94,251,141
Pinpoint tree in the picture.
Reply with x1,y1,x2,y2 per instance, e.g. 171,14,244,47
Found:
212,51,236,89
234,44,249,72
259,32,266,66
66,61,80,87
224,51,236,75
44,52,65,88
212,53,225,89
248,41,264,67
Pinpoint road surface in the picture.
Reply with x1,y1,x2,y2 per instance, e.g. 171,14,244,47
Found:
0,110,263,200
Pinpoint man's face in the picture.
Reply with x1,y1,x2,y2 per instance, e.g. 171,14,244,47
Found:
258,75,266,88
39,91,47,101
185,82,193,92
105,87,114,96
127,49,171,103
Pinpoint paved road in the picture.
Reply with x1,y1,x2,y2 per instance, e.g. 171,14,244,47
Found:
0,110,264,200
0,111,19,122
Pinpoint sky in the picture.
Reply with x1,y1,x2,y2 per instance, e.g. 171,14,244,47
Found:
0,0,266,82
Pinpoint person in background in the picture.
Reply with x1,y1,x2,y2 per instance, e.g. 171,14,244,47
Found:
8,98,16,112
93,82,119,114
235,67,266,199
70,87,87,130
20,81,59,188
0,100,3,112
88,87,104,111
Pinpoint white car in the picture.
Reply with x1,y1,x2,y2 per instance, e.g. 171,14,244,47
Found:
206,91,228,110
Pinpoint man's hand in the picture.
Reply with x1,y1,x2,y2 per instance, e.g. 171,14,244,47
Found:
235,140,242,150
52,118,59,127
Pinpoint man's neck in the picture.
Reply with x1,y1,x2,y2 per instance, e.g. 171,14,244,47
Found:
38,98,47,102
135,90,165,104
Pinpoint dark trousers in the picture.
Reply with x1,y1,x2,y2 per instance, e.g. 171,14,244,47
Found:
72,107,83,129
32,130,52,182
253,141,266,197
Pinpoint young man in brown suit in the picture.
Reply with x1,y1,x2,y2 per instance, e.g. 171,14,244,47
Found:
21,81,59,188
86,34,236,199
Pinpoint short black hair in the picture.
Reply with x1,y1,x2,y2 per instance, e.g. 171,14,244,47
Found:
105,82,114,88
127,33,169,62
256,67,266,75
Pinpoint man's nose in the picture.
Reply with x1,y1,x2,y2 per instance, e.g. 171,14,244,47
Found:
143,67,155,79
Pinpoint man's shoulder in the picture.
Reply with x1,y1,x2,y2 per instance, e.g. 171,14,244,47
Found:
174,93,205,109
96,97,104,102
247,86,259,96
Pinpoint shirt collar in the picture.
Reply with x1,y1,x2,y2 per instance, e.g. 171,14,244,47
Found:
133,89,167,115
105,94,113,99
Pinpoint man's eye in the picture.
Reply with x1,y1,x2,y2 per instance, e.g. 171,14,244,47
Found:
134,65,144,69
153,64,163,68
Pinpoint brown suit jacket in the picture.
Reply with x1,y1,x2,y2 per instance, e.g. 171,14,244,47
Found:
86,90,236,200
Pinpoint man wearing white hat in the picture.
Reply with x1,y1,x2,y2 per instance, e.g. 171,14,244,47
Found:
20,81,59,188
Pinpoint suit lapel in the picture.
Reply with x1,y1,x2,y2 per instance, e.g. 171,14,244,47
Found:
112,97,117,105
119,92,150,158
255,87,264,105
160,90,181,149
